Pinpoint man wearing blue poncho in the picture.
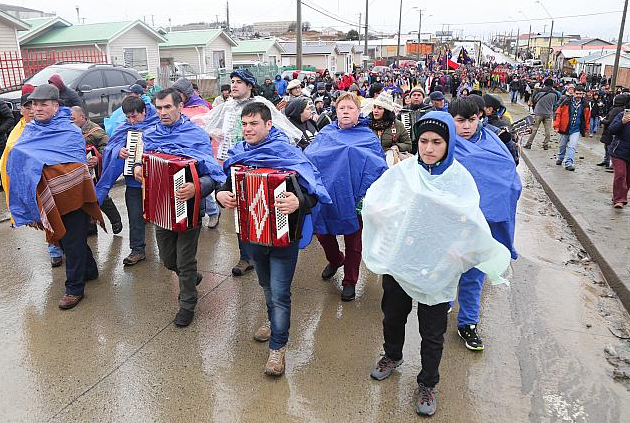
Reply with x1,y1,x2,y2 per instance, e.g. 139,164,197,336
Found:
304,92,388,301
95,96,159,266
133,88,226,328
448,97,522,351
217,102,331,377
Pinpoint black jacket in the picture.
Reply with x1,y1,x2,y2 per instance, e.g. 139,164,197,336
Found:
0,99,15,146
59,87,83,108
600,94,628,145
609,112,630,162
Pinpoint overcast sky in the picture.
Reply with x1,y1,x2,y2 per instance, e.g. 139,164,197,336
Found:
9,0,627,41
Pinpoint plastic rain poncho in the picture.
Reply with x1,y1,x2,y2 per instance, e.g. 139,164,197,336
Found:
361,112,511,305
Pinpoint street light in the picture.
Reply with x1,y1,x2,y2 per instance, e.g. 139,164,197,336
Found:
536,0,554,70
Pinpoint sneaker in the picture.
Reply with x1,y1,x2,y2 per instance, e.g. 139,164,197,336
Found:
523,143,532,149
111,221,123,234
265,346,286,376
555,159,563,166
206,211,221,229
370,355,403,380
232,259,254,276
174,308,194,327
458,324,484,351
596,161,609,167
254,321,271,342
341,285,356,301
565,165,575,171
321,260,344,280
123,252,145,266
51,256,63,268
415,383,437,416
614,202,624,209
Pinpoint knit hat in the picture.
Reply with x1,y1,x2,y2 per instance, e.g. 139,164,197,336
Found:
415,117,449,144
410,86,425,96
317,82,326,90
348,83,359,92
287,79,302,91
482,94,502,111
172,78,194,97
285,97,309,119
544,78,554,87
372,91,395,112
230,69,257,87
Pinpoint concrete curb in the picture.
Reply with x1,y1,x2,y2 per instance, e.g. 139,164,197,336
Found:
521,151,630,313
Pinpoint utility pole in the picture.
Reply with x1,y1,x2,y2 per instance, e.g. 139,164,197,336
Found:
75,6,80,24
515,27,520,60
415,8,424,61
358,13,361,41
547,20,554,70
226,2,230,32
395,0,403,65
363,0,369,69
612,0,629,88
296,0,303,69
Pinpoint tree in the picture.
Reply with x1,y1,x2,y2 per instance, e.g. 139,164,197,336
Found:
345,29,359,41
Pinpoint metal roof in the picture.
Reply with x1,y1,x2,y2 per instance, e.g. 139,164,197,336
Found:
19,16,72,43
233,38,284,54
160,29,237,48
279,42,339,55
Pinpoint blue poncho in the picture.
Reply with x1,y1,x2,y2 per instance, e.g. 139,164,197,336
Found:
142,115,226,184
454,126,522,258
95,111,159,204
305,118,388,235
104,95,156,136
223,127,332,248
7,107,86,226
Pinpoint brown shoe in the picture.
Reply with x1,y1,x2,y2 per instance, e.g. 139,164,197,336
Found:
232,259,254,276
254,321,271,342
265,346,286,376
123,252,145,266
58,294,83,309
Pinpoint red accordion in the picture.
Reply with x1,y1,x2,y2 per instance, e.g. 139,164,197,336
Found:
85,145,102,183
232,166,304,247
142,152,201,232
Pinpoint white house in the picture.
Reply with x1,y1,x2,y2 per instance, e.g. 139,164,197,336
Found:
232,38,284,66
159,29,237,73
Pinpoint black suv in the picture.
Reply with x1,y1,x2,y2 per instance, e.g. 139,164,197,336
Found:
0,62,141,126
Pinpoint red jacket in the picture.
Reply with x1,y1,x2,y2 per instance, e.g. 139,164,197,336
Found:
554,97,591,136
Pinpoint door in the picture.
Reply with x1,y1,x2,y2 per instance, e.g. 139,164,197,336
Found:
77,70,108,125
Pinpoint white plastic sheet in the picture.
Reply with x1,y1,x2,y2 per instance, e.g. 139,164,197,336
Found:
361,156,511,305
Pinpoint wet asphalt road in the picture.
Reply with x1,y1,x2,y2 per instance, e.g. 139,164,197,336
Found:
2,101,630,422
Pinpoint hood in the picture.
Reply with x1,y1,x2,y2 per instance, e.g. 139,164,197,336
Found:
285,97,307,120
47,74,66,91
414,111,456,176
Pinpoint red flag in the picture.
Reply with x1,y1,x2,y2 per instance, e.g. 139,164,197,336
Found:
447,59,459,70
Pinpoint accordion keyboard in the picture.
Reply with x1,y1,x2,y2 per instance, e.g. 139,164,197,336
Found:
173,167,188,223
124,131,141,176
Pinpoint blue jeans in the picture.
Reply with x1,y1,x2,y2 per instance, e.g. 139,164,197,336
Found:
48,243,63,258
557,132,581,166
205,194,219,217
125,186,145,254
456,267,486,327
246,242,300,350
590,117,600,134
510,90,518,103
238,239,250,261
58,209,98,296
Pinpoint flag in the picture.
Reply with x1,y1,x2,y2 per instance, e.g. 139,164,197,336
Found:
457,47,472,65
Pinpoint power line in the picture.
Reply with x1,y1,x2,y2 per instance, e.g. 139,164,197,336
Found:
442,10,623,26
301,0,358,27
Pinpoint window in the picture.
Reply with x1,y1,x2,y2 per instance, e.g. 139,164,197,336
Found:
78,71,104,89
123,72,137,85
212,50,225,69
268,55,277,66
123,47,148,72
103,70,126,87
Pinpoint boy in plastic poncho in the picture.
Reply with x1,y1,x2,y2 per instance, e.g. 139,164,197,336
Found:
362,112,510,417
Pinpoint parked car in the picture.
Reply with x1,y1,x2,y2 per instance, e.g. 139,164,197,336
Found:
0,62,141,126
280,70,317,81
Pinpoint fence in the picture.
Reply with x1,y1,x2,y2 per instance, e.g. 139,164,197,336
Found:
0,49,108,91
217,65,281,86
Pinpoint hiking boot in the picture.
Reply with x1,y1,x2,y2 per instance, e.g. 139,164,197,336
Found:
555,159,563,166
254,320,271,342
596,161,609,167
111,221,123,234
321,261,343,280
174,308,194,327
370,355,403,381
206,211,221,229
265,346,286,376
415,383,437,416
232,259,254,276
341,285,356,301
565,165,575,171
458,324,484,351
123,252,145,266
58,294,83,310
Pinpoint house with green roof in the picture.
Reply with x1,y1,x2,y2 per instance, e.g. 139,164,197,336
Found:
0,9,28,52
20,20,166,74
232,38,284,66
159,29,237,74
19,16,72,44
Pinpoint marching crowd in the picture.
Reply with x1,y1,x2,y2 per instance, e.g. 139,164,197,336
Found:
0,55,628,417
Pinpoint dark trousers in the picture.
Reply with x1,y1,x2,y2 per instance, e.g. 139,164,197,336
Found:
381,274,449,388
316,223,362,286
612,157,630,204
58,209,98,296
125,186,145,254
155,225,201,312
246,242,300,350
89,195,121,233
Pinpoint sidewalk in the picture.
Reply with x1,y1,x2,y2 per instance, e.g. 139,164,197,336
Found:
508,98,630,312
